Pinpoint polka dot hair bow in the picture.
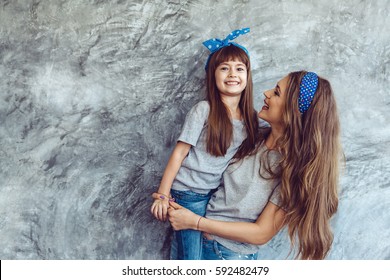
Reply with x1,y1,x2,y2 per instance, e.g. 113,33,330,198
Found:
202,27,250,69
298,72,319,114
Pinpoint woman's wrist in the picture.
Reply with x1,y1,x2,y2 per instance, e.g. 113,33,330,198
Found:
196,216,203,230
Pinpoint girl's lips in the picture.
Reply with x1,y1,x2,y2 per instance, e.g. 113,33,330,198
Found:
225,81,239,85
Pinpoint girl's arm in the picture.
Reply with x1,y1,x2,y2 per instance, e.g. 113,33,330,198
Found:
167,200,286,245
151,141,191,221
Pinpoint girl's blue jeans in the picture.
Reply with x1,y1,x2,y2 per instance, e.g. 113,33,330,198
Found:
202,237,258,260
170,189,213,260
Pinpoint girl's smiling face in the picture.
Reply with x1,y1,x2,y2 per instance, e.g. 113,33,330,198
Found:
215,60,247,97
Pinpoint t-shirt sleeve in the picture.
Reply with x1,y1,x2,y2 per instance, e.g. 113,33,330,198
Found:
269,182,282,207
177,101,209,146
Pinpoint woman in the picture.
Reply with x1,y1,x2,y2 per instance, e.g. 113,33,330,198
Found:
162,71,342,260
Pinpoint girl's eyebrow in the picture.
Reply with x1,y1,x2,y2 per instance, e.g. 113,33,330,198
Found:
235,62,246,67
219,62,246,67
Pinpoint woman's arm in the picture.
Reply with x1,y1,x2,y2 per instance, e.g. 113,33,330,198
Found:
168,200,286,245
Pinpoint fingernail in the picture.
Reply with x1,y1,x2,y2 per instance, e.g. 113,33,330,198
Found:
160,195,165,199
169,198,175,202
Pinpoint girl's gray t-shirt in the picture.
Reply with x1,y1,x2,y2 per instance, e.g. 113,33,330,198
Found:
205,143,281,254
172,101,247,194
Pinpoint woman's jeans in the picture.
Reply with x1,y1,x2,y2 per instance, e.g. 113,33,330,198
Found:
170,189,213,260
202,237,258,260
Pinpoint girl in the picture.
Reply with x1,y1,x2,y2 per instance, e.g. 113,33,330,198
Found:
165,71,342,260
150,28,259,260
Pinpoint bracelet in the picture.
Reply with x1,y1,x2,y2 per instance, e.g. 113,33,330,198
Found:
157,192,170,200
196,216,203,230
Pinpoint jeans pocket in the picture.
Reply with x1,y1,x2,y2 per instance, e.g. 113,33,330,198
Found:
201,238,220,260
171,190,210,202
171,190,211,216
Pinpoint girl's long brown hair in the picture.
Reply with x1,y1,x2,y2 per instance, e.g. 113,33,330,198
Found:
263,71,341,259
280,71,341,259
205,45,258,158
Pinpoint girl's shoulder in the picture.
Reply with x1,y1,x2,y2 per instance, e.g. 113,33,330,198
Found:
193,100,210,110
189,100,210,116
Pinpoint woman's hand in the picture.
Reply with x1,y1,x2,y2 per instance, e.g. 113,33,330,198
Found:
168,201,200,231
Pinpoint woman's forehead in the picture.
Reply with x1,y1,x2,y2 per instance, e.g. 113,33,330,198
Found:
278,76,289,90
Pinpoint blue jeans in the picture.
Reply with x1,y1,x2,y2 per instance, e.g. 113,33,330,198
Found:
202,238,258,260
170,189,213,260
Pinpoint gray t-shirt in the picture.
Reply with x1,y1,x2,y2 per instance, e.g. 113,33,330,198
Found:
205,143,281,254
172,101,247,194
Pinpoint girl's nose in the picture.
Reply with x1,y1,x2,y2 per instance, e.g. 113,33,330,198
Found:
228,70,237,77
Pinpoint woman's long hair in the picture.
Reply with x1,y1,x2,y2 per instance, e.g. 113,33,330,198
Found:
267,71,342,259
205,45,258,158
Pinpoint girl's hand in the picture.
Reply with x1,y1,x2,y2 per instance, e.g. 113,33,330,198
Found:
150,192,171,221
168,201,200,231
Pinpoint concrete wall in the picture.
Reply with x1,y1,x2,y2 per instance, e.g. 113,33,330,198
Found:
0,0,389,259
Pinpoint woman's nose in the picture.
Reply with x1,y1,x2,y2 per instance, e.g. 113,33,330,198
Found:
264,90,271,98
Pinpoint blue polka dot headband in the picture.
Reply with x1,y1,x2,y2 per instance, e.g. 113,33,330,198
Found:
298,72,319,114
202,27,250,69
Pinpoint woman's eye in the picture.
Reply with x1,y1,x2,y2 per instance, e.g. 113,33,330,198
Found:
237,67,245,72
274,90,279,96
220,67,229,71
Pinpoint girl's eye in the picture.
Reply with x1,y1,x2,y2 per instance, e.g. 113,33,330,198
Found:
274,90,280,96
237,67,245,72
220,67,229,71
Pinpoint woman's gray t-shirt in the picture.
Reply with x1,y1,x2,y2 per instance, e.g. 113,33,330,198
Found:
205,143,281,254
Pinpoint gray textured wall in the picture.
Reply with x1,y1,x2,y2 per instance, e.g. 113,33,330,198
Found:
0,0,389,260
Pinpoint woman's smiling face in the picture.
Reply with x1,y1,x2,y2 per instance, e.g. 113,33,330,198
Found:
258,75,289,128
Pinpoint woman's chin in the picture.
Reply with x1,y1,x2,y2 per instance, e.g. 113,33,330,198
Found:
258,110,267,121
